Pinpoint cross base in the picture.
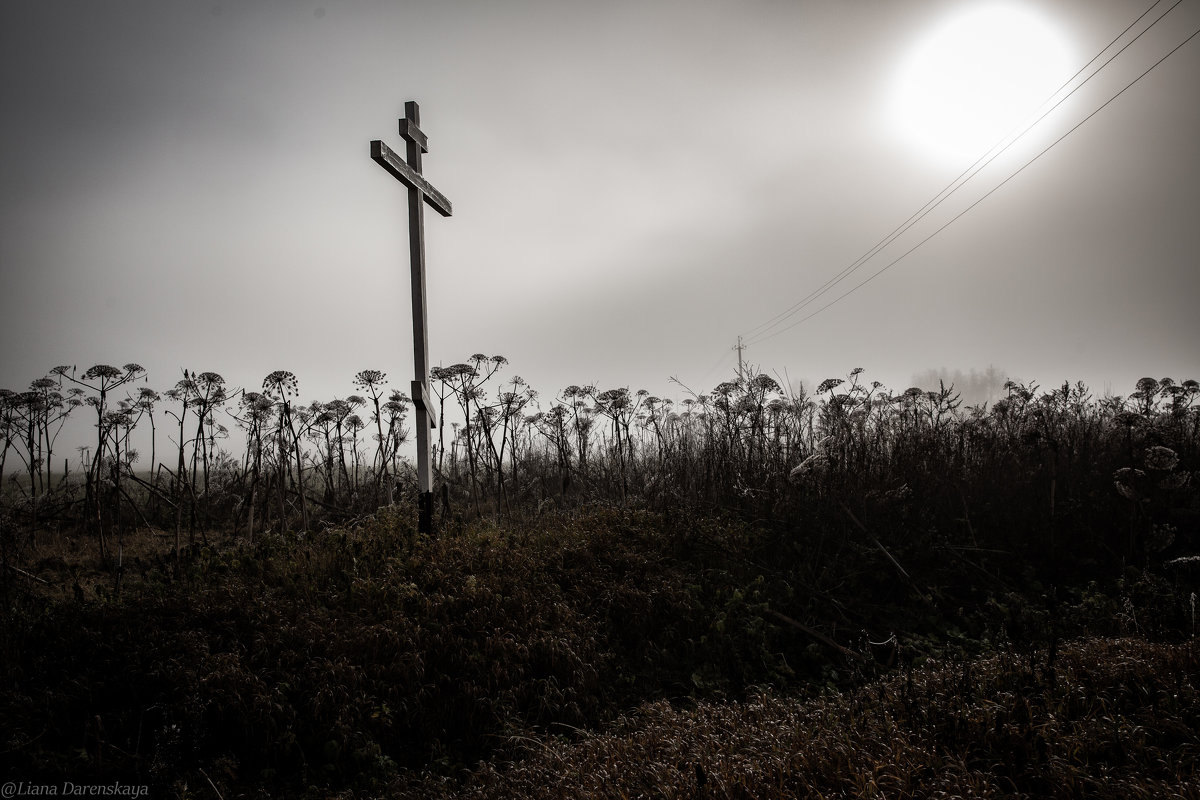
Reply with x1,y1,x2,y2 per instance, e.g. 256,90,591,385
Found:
417,491,434,536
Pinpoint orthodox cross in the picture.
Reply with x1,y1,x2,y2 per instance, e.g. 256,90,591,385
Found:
370,100,452,533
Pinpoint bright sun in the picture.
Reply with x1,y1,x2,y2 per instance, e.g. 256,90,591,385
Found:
888,2,1075,167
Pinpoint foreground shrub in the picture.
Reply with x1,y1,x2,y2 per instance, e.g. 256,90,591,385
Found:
401,637,1200,799
3,503,1199,798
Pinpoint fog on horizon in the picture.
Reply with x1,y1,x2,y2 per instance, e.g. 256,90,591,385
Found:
2,0,1198,466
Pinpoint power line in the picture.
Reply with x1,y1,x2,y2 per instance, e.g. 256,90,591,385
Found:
744,0,1178,343
746,21,1200,345
742,0,1181,345
696,347,735,387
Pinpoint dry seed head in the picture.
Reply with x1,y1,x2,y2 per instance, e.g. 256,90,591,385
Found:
1114,410,1142,426
1113,467,1147,500
196,371,225,389
353,369,386,389
750,374,781,394
444,363,478,379
1159,471,1191,490
1135,377,1159,396
1144,446,1180,471
262,370,299,398
82,364,122,381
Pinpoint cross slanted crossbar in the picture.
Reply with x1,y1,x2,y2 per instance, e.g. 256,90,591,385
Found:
370,100,452,533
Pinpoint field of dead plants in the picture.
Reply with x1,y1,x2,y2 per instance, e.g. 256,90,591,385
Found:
2,361,1199,798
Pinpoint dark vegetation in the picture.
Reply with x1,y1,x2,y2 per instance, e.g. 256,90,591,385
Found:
1,362,1199,797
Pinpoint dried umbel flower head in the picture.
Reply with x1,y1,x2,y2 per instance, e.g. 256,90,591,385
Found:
1147,523,1177,554
438,364,478,381
1114,410,1143,427
596,388,631,409
194,372,227,405
17,391,47,412
1144,446,1180,472
749,374,781,394
262,370,299,399
383,391,410,415
326,399,351,420
174,375,198,398
788,452,835,484
196,372,225,390
353,370,387,390
82,364,122,381
1135,377,1160,396
1113,467,1148,501
240,391,275,415
1159,471,1191,491
1165,555,1200,571
817,378,843,394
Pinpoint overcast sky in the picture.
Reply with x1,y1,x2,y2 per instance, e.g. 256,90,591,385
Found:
3,0,1198,446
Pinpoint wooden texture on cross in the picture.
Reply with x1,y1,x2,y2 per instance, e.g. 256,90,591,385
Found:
370,100,451,531
370,141,452,217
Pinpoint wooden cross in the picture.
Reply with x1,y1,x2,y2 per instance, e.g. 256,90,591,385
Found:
371,100,452,533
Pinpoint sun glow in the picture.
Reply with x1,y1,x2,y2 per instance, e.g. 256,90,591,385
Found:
888,3,1075,167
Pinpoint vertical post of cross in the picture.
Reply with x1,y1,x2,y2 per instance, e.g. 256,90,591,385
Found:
401,102,435,534
370,101,453,534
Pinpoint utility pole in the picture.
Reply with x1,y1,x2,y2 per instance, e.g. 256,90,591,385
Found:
734,336,745,384
370,101,452,534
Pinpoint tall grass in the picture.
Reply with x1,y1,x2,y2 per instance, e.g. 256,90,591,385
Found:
2,363,1198,587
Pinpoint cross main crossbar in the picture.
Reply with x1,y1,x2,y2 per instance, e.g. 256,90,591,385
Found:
369,140,453,217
